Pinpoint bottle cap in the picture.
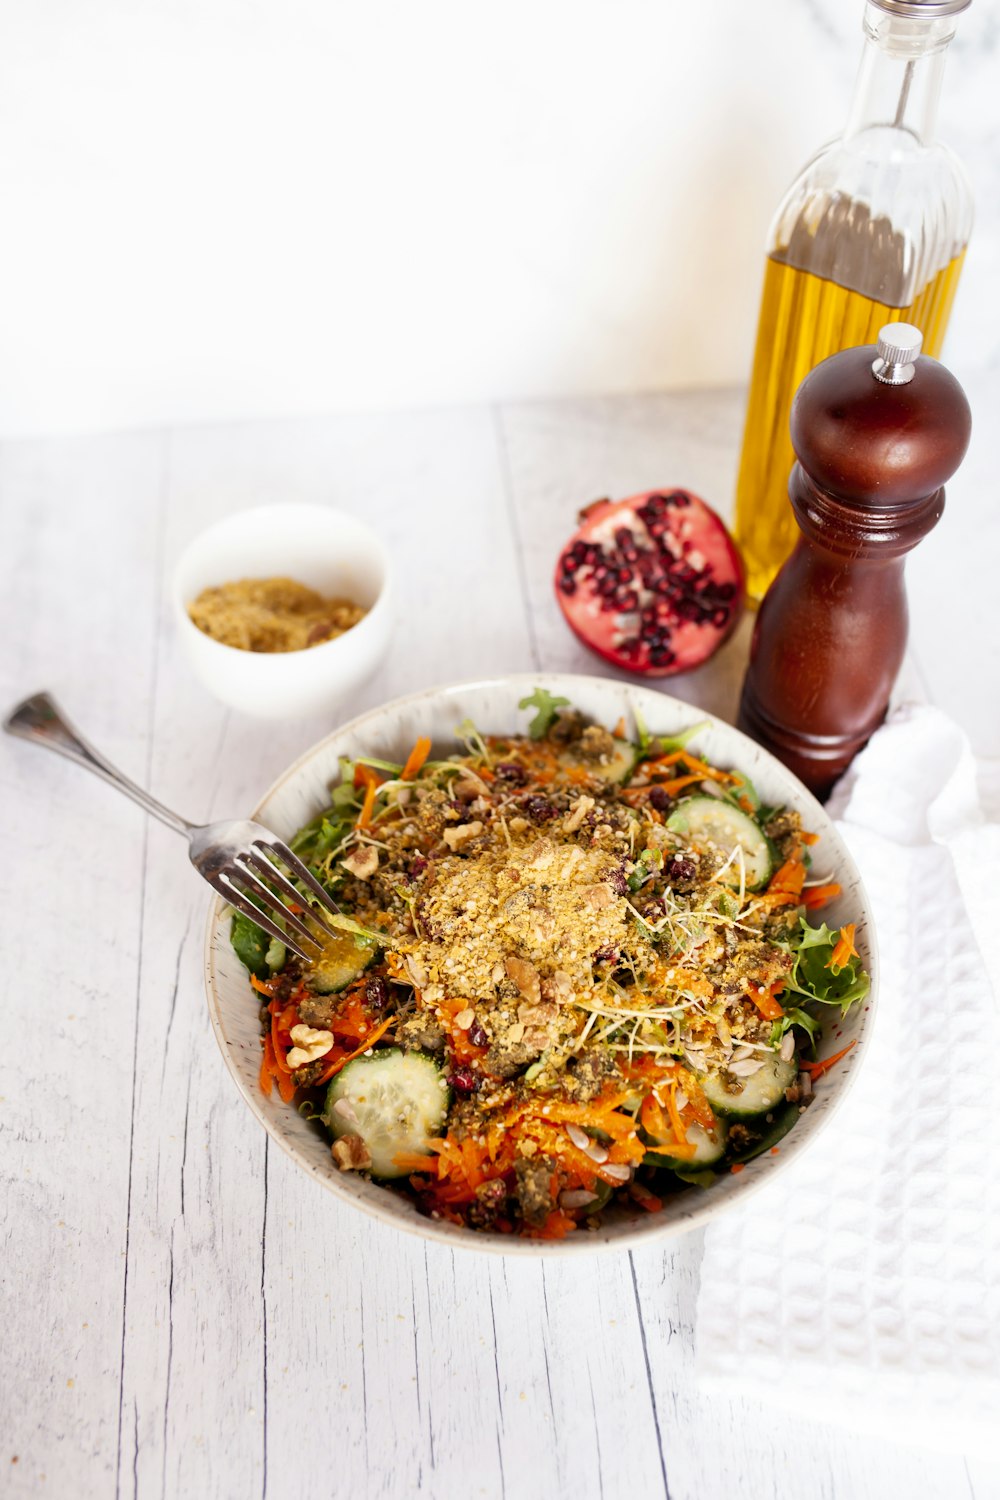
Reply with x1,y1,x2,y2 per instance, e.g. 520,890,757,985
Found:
871,0,970,16
872,323,923,385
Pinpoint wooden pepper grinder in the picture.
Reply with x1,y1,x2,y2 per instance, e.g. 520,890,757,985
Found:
738,322,971,799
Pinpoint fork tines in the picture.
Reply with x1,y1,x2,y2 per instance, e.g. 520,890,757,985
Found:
215,838,344,966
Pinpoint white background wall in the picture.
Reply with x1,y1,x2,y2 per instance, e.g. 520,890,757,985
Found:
0,0,996,439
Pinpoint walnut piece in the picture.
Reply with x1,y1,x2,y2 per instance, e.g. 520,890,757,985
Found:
505,956,542,1006
563,795,595,834
286,1024,334,1069
442,821,484,851
342,844,379,879
332,1134,373,1171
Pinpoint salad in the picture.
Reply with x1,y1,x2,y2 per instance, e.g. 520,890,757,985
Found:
231,691,869,1239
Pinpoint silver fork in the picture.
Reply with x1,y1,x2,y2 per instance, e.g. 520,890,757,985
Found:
3,691,341,962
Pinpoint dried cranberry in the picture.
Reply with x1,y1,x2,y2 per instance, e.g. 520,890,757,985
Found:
365,975,390,1012
448,1067,478,1095
648,786,671,811
666,855,697,884
494,761,528,786
410,854,429,877
521,794,558,823
592,943,619,965
608,865,628,896
467,1019,489,1049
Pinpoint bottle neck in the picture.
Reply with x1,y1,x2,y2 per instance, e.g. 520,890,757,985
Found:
844,3,958,145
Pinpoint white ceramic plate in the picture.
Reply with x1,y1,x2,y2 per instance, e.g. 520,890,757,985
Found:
203,673,877,1256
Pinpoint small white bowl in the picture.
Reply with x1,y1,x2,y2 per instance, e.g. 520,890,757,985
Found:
172,503,393,719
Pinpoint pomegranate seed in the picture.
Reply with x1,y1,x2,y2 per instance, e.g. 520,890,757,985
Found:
559,577,577,595
449,1067,478,1095
494,761,528,785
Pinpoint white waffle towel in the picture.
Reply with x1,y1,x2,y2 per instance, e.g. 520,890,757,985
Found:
696,705,1000,1458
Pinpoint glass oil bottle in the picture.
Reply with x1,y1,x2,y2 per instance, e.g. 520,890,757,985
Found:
733,0,973,601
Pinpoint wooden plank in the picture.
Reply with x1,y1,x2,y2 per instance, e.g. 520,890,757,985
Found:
0,432,166,1498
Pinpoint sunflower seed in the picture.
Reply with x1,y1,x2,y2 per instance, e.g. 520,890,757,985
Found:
780,1032,795,1062
729,1058,766,1077
559,1188,598,1209
566,1123,590,1151
602,1163,631,1182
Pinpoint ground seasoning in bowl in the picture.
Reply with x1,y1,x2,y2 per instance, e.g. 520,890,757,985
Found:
188,576,367,653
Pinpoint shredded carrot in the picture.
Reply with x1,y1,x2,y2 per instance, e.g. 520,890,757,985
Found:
799,1039,856,1081
259,1036,275,1098
356,767,379,829
802,882,842,910
769,857,806,898
800,830,820,846
270,1011,293,1074
531,1210,577,1241
730,1163,745,1174
647,750,733,784
664,1083,689,1146
827,923,858,971
639,1095,671,1142
749,981,785,1021
613,716,626,738
401,735,432,781
311,1014,394,1087
639,1095,697,1159
250,974,276,996
277,1071,297,1103
394,1152,440,1175
628,1182,663,1213
654,774,706,798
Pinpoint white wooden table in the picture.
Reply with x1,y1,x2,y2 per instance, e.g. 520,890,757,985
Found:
3,382,999,1500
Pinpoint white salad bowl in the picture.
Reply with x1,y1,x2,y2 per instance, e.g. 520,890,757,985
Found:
203,673,878,1255
173,502,393,719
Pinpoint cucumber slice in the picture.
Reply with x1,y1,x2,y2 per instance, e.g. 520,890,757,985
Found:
645,1117,728,1169
323,1048,451,1178
231,911,269,979
560,737,638,785
666,795,774,890
703,1053,797,1118
727,1100,802,1163
307,932,377,994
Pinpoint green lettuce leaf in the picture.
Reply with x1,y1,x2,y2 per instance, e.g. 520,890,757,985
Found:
518,688,571,739
785,918,869,1015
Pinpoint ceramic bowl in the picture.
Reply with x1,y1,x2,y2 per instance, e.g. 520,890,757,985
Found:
203,673,877,1255
173,502,393,719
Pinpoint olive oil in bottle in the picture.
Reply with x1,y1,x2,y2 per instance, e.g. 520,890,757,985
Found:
734,0,973,601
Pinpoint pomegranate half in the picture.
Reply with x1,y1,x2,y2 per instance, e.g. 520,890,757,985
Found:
554,489,745,677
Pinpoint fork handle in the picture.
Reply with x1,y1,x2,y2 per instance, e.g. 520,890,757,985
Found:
3,691,192,838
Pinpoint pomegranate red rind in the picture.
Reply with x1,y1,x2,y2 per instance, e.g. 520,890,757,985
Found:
554,489,745,677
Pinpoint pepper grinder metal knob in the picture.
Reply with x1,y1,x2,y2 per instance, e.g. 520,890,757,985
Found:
872,321,922,384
